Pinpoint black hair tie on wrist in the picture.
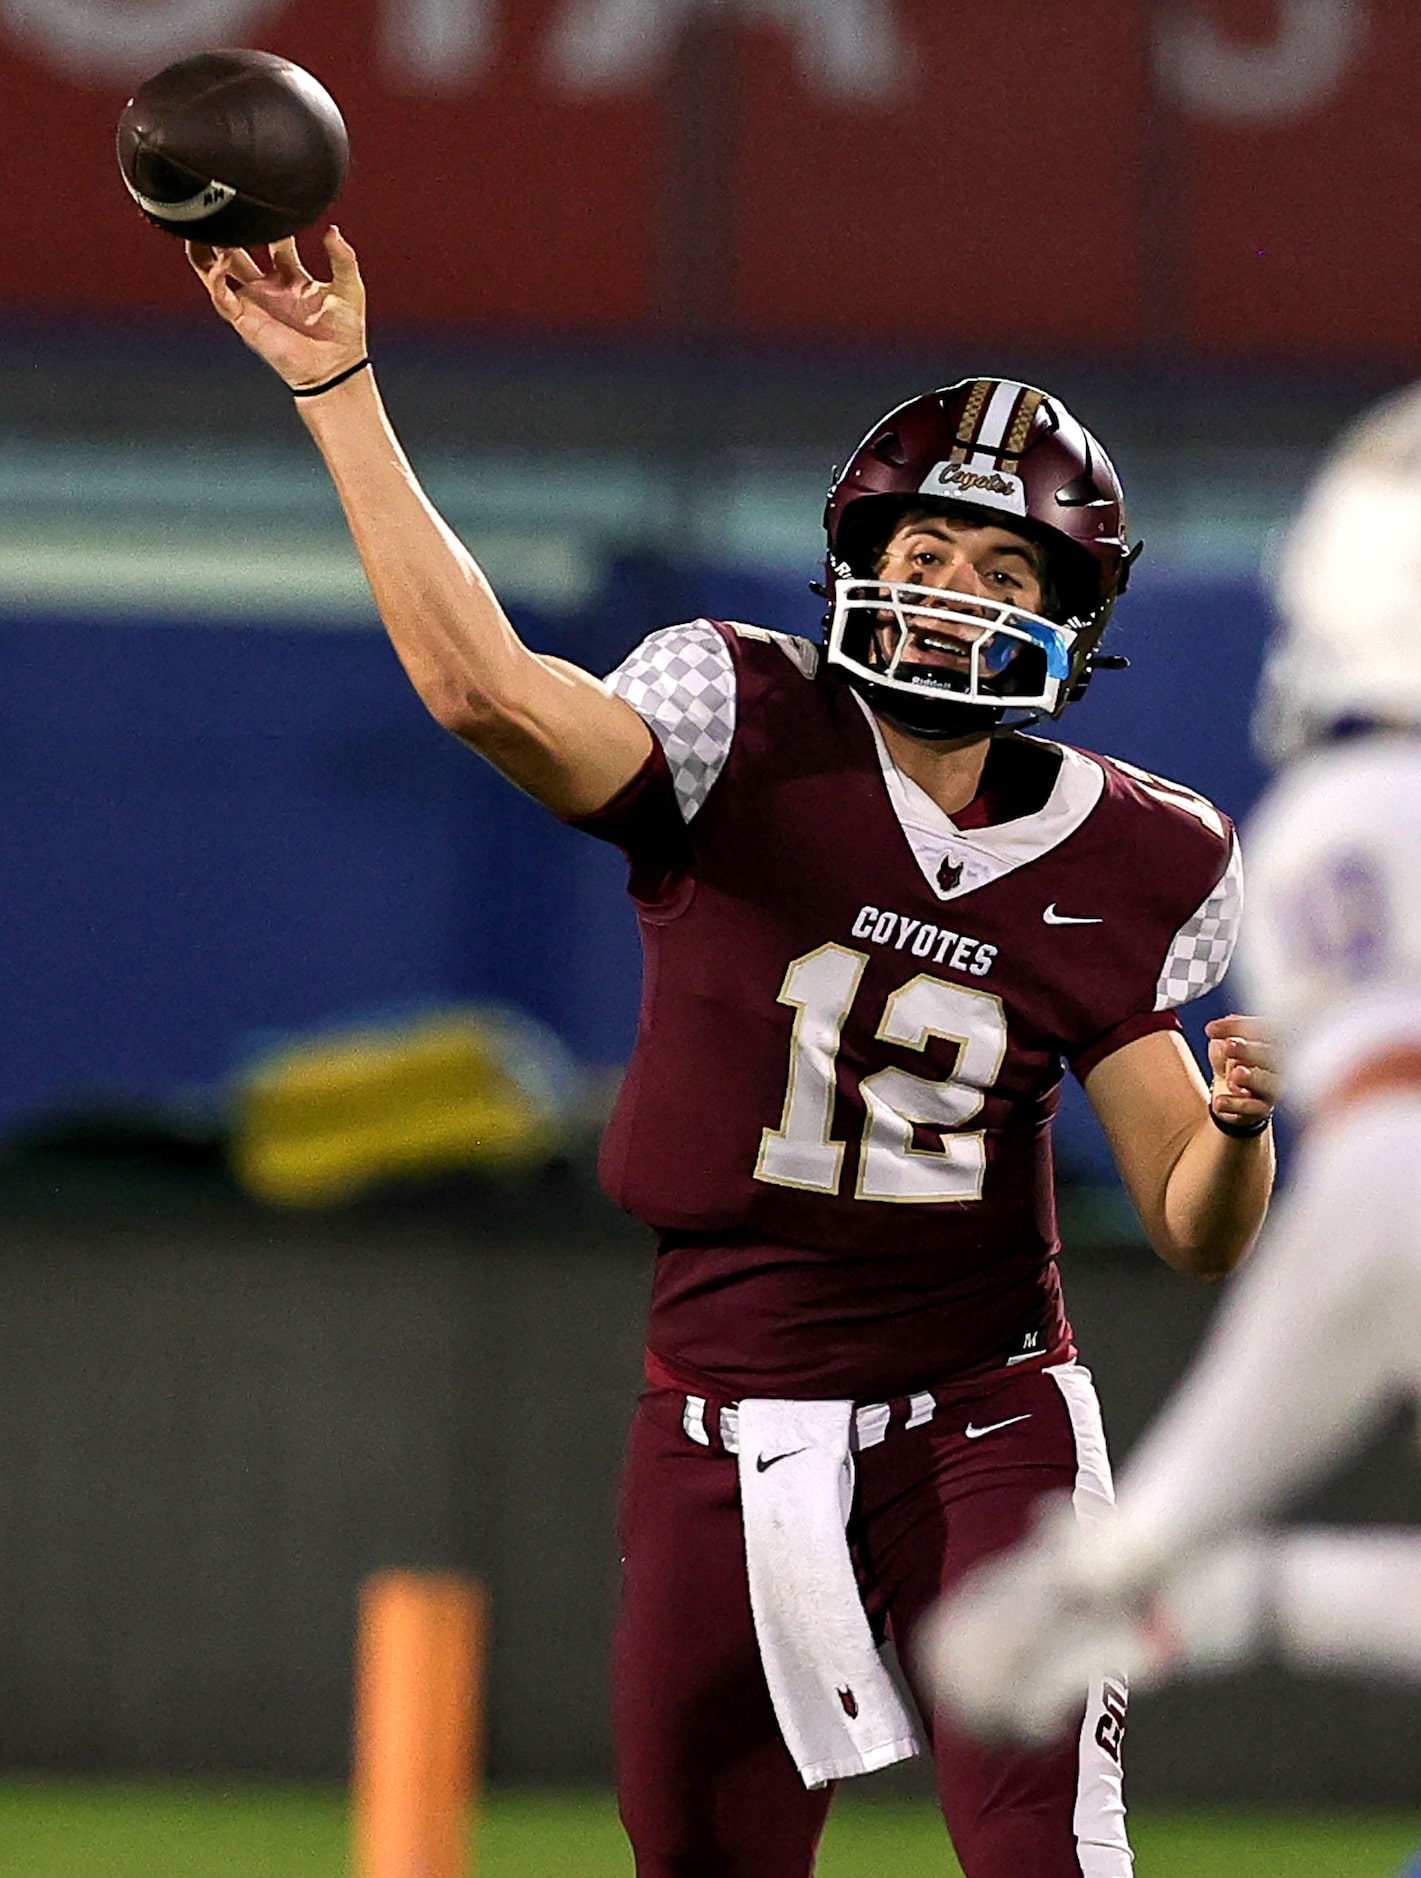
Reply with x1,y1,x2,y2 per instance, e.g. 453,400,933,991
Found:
291,357,372,398
1209,1104,1272,1139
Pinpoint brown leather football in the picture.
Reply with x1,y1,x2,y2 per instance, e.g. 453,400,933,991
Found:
117,48,348,248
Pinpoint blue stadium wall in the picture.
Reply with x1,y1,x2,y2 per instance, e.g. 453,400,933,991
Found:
0,563,1273,1161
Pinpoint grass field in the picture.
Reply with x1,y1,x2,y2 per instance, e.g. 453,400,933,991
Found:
3,1780,1420,1877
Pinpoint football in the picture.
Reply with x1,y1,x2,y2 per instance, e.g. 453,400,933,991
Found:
116,48,348,247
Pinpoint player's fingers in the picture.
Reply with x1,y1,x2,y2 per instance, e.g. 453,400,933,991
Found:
213,244,263,284
268,236,312,284
185,244,243,319
1205,1014,1270,1043
1235,1063,1282,1099
186,242,232,289
1212,1069,1279,1113
1217,1067,1277,1100
1214,1039,1274,1071
325,225,361,289
1208,1089,1276,1111
185,243,264,317
1213,1055,1280,1107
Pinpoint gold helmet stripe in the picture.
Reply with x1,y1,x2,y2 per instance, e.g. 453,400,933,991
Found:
1001,386,1046,469
947,378,995,466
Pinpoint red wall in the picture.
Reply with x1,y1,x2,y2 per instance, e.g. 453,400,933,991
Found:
1177,0,1421,358
730,2,1147,349
2,0,1413,361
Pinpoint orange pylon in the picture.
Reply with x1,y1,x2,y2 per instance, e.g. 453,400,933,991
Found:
352,1570,487,1878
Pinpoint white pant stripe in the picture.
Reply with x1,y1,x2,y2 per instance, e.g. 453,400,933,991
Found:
1049,1363,1135,1877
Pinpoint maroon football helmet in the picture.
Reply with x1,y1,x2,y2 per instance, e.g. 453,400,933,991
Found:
823,378,1138,737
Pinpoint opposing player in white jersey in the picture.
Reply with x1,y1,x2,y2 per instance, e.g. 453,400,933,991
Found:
922,379,1421,1746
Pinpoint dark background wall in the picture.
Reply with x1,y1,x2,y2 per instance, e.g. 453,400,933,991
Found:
2,1165,1418,1803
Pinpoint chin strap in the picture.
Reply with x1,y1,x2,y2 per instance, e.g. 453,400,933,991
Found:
863,683,1003,743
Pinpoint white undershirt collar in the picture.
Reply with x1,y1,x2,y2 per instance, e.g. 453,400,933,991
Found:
851,692,1105,902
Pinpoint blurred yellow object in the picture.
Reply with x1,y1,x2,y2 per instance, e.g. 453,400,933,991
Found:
229,1006,580,1206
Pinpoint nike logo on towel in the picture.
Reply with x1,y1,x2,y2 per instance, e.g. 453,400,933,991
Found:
1042,904,1103,925
756,1447,809,1472
964,1415,1032,1440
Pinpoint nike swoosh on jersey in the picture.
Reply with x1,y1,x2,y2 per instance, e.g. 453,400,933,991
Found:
755,1446,809,1472
963,1415,1033,1439
1042,904,1103,925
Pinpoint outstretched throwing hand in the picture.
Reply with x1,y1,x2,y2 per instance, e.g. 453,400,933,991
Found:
186,228,367,392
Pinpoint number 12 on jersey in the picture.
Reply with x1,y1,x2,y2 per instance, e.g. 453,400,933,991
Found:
754,943,1008,1204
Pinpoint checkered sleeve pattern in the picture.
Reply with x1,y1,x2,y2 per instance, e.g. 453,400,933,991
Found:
604,621,737,823
1154,835,1245,1009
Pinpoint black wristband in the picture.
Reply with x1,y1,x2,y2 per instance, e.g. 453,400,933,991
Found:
291,357,372,398
1209,1104,1272,1140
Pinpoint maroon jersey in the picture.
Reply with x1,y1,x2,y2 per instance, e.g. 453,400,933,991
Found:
574,622,1241,1399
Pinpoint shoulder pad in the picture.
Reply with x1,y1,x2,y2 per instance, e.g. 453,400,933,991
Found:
724,622,821,680
1105,754,1228,844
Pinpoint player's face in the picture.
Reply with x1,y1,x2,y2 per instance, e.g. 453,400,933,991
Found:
871,513,1048,675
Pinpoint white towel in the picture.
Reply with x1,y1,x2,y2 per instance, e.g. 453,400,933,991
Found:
736,1397,921,1788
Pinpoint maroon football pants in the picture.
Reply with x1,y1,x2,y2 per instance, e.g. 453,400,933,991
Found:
612,1361,1131,1878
